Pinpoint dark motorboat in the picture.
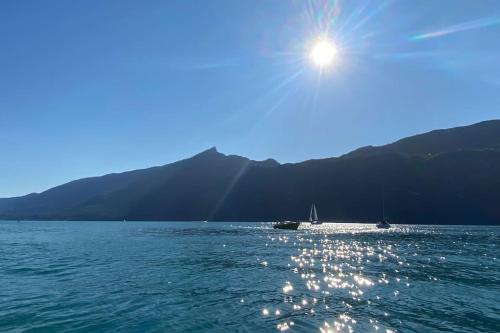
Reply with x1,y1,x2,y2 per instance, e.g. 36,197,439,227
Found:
273,221,300,230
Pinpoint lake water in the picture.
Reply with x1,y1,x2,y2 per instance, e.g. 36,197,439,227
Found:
0,221,498,332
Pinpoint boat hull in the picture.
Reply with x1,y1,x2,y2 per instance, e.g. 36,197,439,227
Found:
376,222,391,229
273,221,300,230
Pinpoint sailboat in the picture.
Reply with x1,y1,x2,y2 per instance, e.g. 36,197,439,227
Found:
376,196,391,229
310,204,322,225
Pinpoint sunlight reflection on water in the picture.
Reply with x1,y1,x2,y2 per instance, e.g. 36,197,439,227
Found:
258,223,499,333
0,221,498,333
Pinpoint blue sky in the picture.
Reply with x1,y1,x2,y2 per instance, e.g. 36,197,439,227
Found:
1,0,500,197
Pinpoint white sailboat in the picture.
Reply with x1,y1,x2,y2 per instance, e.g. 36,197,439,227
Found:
310,204,322,225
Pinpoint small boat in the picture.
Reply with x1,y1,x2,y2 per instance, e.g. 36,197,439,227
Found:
376,218,391,229
273,221,300,230
376,195,391,229
310,203,322,225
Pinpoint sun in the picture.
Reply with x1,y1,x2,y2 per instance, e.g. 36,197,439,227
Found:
310,39,338,68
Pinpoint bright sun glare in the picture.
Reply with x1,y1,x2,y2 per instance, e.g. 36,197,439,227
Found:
310,40,338,68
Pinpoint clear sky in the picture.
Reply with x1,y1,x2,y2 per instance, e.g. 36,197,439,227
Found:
1,0,500,197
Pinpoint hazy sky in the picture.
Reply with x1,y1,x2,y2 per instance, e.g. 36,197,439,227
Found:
1,0,500,197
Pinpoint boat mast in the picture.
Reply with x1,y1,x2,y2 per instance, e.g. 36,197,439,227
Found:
382,197,385,220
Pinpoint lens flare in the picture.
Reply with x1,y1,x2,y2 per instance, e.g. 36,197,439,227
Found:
411,15,500,40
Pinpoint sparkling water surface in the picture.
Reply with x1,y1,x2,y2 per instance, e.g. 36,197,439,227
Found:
0,221,498,332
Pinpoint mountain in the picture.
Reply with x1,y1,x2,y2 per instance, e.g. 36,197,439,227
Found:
1,120,500,224
342,120,500,158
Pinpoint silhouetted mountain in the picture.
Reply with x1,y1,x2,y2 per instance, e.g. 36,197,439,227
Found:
342,120,500,158
1,121,499,224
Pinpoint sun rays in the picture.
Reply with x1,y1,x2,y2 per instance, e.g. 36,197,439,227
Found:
200,2,500,217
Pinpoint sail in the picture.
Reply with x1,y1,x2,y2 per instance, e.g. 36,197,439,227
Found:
310,204,318,222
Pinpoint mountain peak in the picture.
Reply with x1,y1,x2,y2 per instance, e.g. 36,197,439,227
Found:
254,158,280,168
203,146,218,154
192,146,222,158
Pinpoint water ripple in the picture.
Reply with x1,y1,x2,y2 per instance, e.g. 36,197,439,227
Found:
0,221,498,332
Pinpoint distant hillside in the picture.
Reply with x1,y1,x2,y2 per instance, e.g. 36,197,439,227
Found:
342,120,500,158
1,120,500,224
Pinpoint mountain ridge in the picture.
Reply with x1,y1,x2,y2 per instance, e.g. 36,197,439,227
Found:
1,120,499,224
341,120,500,159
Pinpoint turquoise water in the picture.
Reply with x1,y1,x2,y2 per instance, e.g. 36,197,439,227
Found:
0,221,498,333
